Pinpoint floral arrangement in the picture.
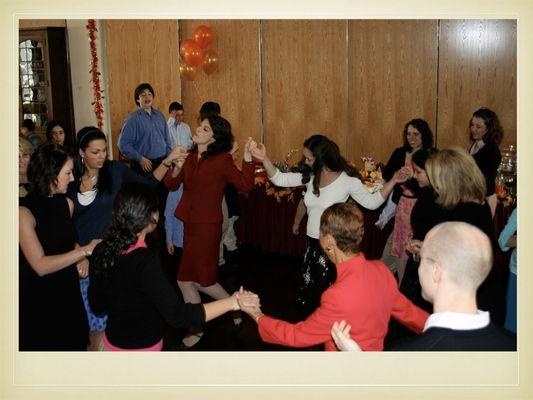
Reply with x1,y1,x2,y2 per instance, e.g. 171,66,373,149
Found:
274,149,298,173
358,156,384,192
254,149,299,202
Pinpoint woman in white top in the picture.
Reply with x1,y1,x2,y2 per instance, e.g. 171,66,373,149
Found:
252,135,410,316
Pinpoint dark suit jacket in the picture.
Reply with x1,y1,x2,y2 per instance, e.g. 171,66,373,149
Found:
393,323,516,351
164,151,254,224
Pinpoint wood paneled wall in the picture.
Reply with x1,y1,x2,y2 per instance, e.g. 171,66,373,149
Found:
103,19,516,165
262,20,348,163
348,20,438,164
180,20,261,159
437,19,517,150
104,20,180,159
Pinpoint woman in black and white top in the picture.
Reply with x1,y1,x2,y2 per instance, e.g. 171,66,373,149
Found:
251,135,410,317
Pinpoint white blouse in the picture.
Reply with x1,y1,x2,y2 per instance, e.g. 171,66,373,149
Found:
270,170,384,239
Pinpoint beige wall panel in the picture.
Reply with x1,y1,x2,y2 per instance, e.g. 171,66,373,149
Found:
262,20,348,163
19,20,66,28
437,19,517,150
180,20,261,161
104,20,180,159
348,20,438,165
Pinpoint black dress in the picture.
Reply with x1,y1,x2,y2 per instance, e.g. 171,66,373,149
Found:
470,141,502,196
19,194,88,351
400,187,445,312
401,198,505,324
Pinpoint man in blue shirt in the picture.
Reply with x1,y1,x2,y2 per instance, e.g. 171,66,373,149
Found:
118,83,172,244
118,83,172,175
167,101,192,149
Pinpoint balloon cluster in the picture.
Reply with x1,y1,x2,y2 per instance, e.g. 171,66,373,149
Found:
179,25,219,81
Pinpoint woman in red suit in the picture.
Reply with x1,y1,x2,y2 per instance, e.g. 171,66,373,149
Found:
164,114,255,348
237,202,429,351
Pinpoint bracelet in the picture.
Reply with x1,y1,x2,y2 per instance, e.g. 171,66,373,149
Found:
162,161,172,168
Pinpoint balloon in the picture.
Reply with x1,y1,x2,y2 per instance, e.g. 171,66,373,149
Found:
179,63,198,81
180,39,196,57
194,25,214,49
181,39,204,67
202,49,219,75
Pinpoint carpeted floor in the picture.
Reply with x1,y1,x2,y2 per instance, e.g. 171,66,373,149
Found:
157,244,419,351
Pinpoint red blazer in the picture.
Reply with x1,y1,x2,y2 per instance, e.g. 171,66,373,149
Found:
258,254,429,351
164,151,255,224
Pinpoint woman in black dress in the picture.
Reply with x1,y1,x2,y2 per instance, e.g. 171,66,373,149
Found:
19,143,100,350
468,108,503,217
406,147,505,324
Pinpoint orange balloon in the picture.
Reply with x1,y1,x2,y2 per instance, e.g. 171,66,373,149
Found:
181,39,203,67
194,25,214,49
180,39,196,57
202,49,219,75
179,63,198,81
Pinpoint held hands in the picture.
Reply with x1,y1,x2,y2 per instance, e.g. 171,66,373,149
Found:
250,142,267,162
234,286,263,322
391,166,413,184
139,157,153,173
82,239,102,257
331,320,362,352
243,137,256,163
167,146,189,169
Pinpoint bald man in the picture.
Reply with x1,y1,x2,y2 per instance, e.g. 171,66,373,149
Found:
332,222,515,351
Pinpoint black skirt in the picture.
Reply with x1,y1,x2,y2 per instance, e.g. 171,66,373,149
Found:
296,237,336,315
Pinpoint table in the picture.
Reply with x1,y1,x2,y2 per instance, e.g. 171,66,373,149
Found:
235,186,393,260
235,186,514,271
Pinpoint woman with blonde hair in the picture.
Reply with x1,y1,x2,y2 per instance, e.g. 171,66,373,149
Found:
19,137,33,198
406,147,505,324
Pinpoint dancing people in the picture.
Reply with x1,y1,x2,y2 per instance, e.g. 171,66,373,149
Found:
164,114,255,349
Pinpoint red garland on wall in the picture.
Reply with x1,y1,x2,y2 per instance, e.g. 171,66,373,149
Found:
86,19,104,131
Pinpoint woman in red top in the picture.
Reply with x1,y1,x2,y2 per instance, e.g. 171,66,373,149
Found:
164,114,255,348
238,202,429,351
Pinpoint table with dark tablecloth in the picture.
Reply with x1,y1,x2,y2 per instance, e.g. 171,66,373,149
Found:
235,186,514,271
235,186,393,260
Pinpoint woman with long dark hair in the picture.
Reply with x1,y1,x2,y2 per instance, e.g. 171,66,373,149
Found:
45,120,74,153
88,183,257,351
468,108,503,217
251,134,410,317
164,114,255,349
67,126,186,350
19,143,100,350
380,118,435,285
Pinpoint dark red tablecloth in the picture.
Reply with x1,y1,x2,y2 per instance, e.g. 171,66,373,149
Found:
235,186,514,270
235,186,392,260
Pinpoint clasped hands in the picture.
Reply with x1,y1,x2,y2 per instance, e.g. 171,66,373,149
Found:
232,286,263,323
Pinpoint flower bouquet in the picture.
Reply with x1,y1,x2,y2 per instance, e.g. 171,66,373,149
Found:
358,156,384,193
